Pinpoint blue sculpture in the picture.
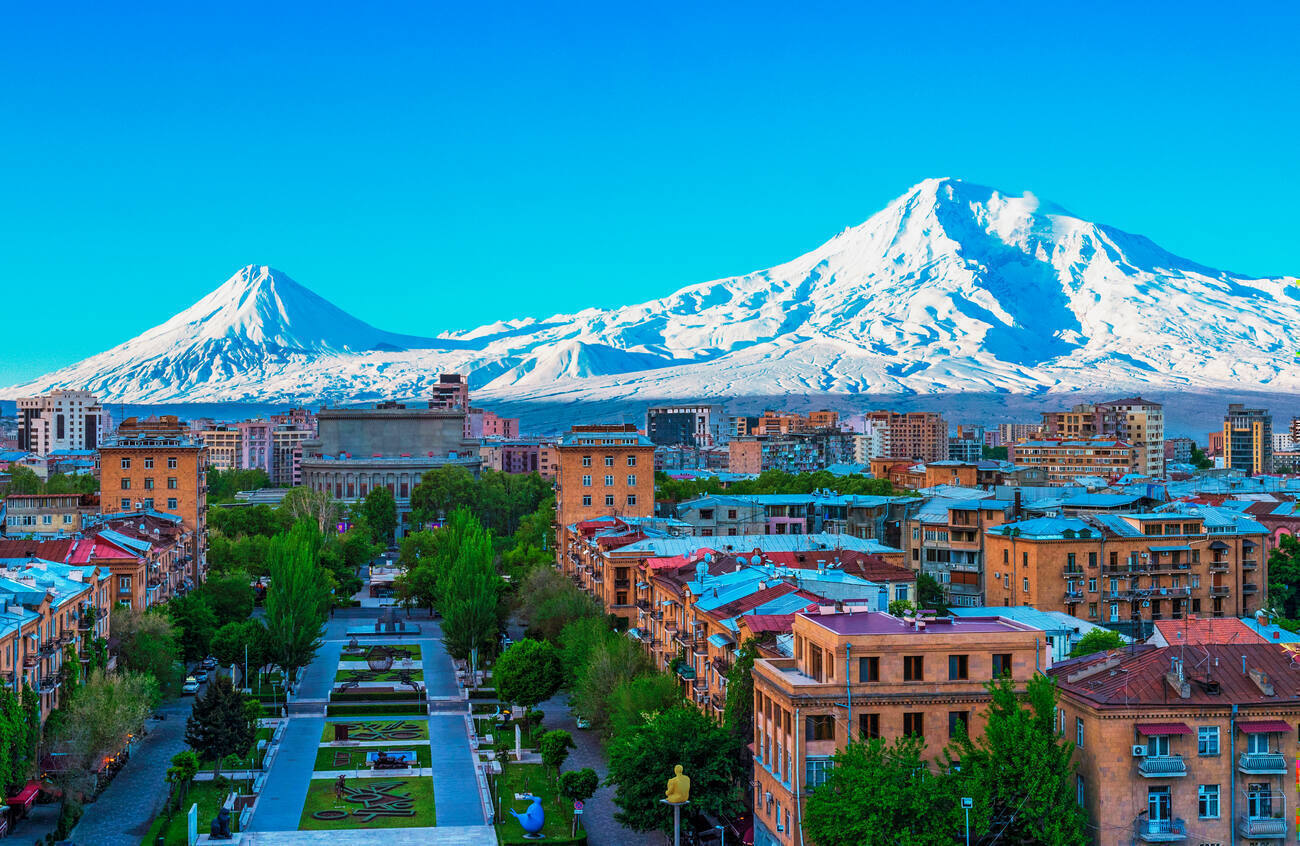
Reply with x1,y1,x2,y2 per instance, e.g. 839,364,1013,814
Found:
509,794,546,839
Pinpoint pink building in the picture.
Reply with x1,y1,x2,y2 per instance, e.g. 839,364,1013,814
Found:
237,420,272,473
472,409,519,439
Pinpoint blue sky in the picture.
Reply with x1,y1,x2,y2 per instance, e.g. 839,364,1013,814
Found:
2,1,1297,385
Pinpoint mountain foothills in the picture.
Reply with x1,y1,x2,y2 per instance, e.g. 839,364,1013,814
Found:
7,178,1299,404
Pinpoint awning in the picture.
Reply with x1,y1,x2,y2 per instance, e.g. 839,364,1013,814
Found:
707,633,734,648
5,782,40,809
676,664,696,680
1135,722,1192,736
658,600,674,606
636,582,649,589
1209,540,1231,550
625,628,642,639
1238,720,1294,734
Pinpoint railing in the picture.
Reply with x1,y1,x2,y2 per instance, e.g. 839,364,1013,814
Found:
1064,590,1084,602
36,677,60,694
1133,816,1187,842
37,642,56,657
614,579,630,590
1138,755,1187,777
1243,583,1258,594
23,655,37,668
1063,568,1085,578
1237,814,1287,838
1209,560,1230,572
1242,558,1259,569
635,600,650,610
1239,752,1287,774
1210,585,1230,597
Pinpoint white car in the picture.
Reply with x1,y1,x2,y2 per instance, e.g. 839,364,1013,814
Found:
574,715,591,729
182,677,200,694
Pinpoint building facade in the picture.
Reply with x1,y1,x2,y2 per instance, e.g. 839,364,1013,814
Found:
16,390,105,456
1224,404,1273,476
1007,439,1140,484
863,410,949,462
1041,398,1164,476
646,405,720,448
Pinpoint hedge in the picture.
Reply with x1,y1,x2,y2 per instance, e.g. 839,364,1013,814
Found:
329,690,427,703
325,703,428,717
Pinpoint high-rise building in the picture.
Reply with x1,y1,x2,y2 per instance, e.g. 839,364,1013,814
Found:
948,425,985,463
15,390,106,455
1042,398,1163,476
1007,438,1139,484
195,425,241,471
1224,403,1273,475
646,405,719,448
428,373,469,411
553,425,655,563
863,410,948,461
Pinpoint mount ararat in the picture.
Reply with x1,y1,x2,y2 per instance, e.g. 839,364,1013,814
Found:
6,178,1299,406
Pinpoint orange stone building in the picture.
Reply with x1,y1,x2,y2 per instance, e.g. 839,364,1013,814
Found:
750,609,1046,846
1054,642,1300,845
97,418,208,582
554,425,655,568
983,511,1267,633
863,410,949,461
1007,438,1140,484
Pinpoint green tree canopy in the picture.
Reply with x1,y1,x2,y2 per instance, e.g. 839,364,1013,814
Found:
263,521,330,681
6,465,42,495
722,638,758,741
167,593,219,663
1068,628,1125,658
437,509,505,662
495,638,564,709
361,486,398,545
1268,533,1300,619
605,706,743,834
194,571,255,627
210,620,268,684
1190,444,1214,470
52,669,157,793
539,729,575,779
207,468,271,504
184,675,257,779
521,568,603,642
44,472,98,494
109,607,183,697
573,633,653,736
607,673,680,739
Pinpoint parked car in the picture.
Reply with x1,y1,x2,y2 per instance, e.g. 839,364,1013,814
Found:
201,656,217,670
194,669,209,683
574,715,591,729
182,677,199,694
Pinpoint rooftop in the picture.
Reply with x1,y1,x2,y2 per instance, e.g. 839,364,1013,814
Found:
804,611,1033,637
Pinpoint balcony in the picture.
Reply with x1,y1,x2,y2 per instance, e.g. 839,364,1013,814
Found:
1138,755,1187,777
1064,589,1084,603
1210,585,1230,597
36,677,60,694
635,599,650,611
37,642,56,657
22,655,37,668
1238,815,1287,839
1133,817,1187,842
1063,567,1085,579
614,578,630,590
1208,560,1230,572
1242,559,1259,570
1243,583,1259,594
1239,752,1287,775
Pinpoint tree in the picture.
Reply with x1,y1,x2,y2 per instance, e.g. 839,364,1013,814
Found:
606,706,742,835
52,670,157,793
1068,628,1125,658
722,639,758,740
1190,445,1214,470
210,620,268,684
0,686,32,795
804,735,969,846
167,593,219,663
916,572,949,613
558,767,599,835
438,510,504,664
409,466,477,527
574,634,652,735
496,638,564,709
111,607,183,698
263,522,330,682
185,676,257,780
59,643,81,690
1267,533,1300,619
521,568,603,642
361,486,398,545
558,617,611,687
6,465,42,495
607,674,680,739
951,674,1088,846
206,468,271,504
982,445,1009,461
45,472,98,494
166,750,200,811
194,571,255,627
539,729,575,781
278,486,340,537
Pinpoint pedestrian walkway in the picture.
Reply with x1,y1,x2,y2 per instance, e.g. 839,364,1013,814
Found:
429,715,487,826
295,639,343,702
246,714,325,832
239,824,496,844
72,697,194,846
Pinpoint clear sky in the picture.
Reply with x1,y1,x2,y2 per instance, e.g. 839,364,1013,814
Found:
1,1,1296,385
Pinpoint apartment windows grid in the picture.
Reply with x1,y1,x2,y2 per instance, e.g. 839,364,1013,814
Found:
582,456,592,467
626,495,637,506
604,495,614,507
167,457,177,468
626,455,637,467
582,475,592,487
858,656,879,683
604,455,614,467
1198,784,1220,819
1197,726,1219,755
120,498,130,509
1076,775,1085,808
120,457,131,469
902,712,924,738
144,478,154,490
120,478,131,490
582,495,592,506
167,477,177,489
903,655,924,681
626,474,637,486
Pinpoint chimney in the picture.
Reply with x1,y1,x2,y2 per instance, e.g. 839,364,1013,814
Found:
1249,667,1275,696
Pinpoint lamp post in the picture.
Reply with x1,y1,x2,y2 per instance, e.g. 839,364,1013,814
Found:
961,797,973,846
714,823,726,846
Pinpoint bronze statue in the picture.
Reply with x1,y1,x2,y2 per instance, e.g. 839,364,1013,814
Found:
209,806,232,839
665,764,690,803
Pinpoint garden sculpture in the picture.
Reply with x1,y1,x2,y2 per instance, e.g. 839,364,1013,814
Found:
209,806,232,839
508,794,546,839
665,764,690,804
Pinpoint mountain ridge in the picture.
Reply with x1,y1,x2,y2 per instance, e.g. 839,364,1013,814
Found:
6,178,1299,404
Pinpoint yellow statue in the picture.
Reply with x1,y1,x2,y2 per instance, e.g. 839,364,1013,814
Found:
665,764,690,803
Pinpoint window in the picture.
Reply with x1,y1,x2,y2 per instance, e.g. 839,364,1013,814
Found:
1002,549,1008,563
604,455,614,467
1246,732,1271,754
903,656,924,681
859,656,879,682
604,475,614,487
144,457,154,469
167,457,177,469
1109,603,1119,622
167,498,178,510
41,515,51,525
1247,783,1273,818
626,474,637,487
948,711,968,738
120,457,131,469
62,515,72,524
1198,784,1220,819
1067,553,1076,569
991,653,1012,678
1076,775,1086,808
582,475,592,487
948,654,969,680
626,455,637,467
144,477,154,490
120,478,131,490
1147,734,1170,756
582,456,592,467
167,477,178,489
1023,577,1030,593
1075,717,1084,747
1087,578,1097,593
120,498,131,509
902,712,924,738
1197,726,1219,756
1088,551,1097,567
894,584,908,602
805,757,834,791
805,715,834,742
582,495,592,507
859,712,880,739
604,495,615,507
626,495,637,507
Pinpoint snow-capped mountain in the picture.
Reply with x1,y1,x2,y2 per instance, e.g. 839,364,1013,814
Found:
7,178,1299,404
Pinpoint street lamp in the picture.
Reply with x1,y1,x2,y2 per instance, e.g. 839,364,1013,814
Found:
713,823,726,846
961,797,973,846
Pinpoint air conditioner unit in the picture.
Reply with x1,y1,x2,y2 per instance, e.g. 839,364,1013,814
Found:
1131,745,1147,757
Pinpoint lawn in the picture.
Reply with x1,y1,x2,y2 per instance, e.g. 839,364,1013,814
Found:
495,761,583,842
140,781,233,845
341,644,422,660
334,668,426,683
321,719,429,743
198,726,273,772
313,744,432,771
298,776,435,830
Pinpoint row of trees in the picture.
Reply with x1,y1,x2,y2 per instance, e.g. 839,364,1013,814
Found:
654,469,910,504
408,466,553,537
3,465,98,496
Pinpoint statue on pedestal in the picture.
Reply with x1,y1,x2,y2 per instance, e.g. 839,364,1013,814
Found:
665,764,690,804
209,806,232,839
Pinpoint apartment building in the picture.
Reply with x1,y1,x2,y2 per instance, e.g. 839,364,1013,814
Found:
983,507,1268,633
15,390,106,456
1041,398,1165,476
196,425,241,471
270,424,310,486
480,439,558,478
905,498,1016,607
948,425,985,463
1008,439,1140,484
1054,642,1300,845
728,431,857,475
554,425,656,564
428,372,469,411
1224,404,1273,476
750,609,1045,846
1164,437,1196,466
862,410,948,462
97,420,208,580
237,419,271,473
646,405,721,448
985,422,1042,448
2,493,97,537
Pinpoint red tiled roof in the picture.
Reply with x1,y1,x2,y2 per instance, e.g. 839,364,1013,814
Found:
1153,616,1267,645
710,583,800,617
738,614,796,634
645,554,695,571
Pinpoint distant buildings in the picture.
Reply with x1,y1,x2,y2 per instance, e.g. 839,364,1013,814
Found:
948,424,984,463
863,410,948,461
728,431,858,475
1164,436,1196,466
646,405,721,448
16,390,107,456
191,410,316,483
2,493,97,537
1007,438,1140,484
428,372,469,411
1041,397,1164,476
480,439,558,478
1224,403,1273,475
